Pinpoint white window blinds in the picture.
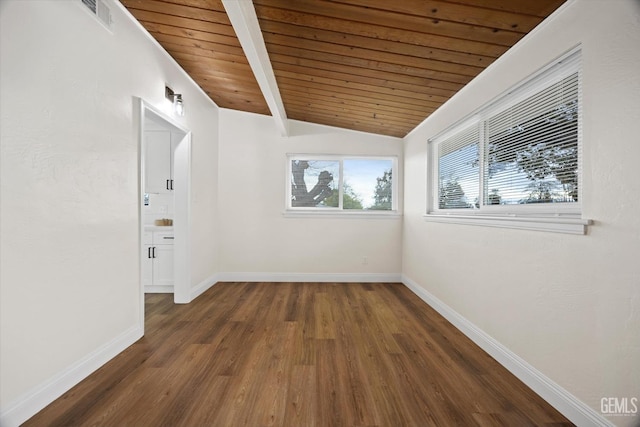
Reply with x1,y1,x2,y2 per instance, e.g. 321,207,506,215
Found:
485,72,579,205
431,48,581,212
438,125,480,209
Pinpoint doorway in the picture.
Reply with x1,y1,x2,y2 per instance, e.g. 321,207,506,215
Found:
139,99,192,320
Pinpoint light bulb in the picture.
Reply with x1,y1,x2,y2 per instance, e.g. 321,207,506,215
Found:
174,94,184,117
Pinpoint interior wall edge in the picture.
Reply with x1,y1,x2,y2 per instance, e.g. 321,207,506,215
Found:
190,273,222,301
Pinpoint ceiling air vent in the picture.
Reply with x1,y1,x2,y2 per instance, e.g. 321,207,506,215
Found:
81,0,113,30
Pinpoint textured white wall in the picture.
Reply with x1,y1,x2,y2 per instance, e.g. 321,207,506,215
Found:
218,110,403,276
402,0,640,424
0,0,219,410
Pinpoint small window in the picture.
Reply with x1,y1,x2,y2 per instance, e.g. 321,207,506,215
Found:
288,155,397,212
427,49,590,234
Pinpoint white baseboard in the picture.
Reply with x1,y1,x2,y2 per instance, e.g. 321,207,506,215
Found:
187,272,402,303
0,325,143,427
190,273,221,301
401,274,614,427
185,272,401,304
217,272,402,283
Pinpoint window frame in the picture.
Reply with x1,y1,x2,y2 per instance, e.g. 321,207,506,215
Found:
425,47,591,234
285,154,400,217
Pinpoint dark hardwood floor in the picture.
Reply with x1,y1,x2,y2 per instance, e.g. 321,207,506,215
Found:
24,282,573,426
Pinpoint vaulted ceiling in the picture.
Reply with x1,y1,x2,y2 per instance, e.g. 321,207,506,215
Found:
121,0,566,137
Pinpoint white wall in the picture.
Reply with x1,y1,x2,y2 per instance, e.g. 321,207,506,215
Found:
3,0,636,424
0,0,219,422
218,110,403,278
402,0,640,424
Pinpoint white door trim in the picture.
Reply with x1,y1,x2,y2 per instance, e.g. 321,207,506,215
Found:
172,130,192,304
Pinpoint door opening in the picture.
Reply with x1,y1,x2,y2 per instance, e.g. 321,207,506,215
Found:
139,99,192,324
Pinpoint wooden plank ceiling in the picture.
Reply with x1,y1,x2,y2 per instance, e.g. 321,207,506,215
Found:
121,0,566,137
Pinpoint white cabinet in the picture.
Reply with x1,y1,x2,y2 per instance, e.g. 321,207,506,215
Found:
152,244,174,287
143,230,174,292
145,131,178,194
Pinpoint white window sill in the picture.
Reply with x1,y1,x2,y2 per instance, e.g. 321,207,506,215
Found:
423,213,591,235
283,210,402,219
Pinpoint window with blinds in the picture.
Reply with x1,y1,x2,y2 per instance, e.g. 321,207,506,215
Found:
430,49,581,215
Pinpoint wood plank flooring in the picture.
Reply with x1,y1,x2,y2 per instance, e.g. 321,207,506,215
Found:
24,282,573,426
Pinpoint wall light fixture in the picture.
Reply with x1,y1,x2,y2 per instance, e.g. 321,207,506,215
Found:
165,85,185,117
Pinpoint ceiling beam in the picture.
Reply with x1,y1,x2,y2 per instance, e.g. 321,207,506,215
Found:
221,0,289,136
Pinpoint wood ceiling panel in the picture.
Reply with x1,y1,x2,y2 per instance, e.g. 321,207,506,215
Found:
263,34,483,79
258,19,494,68
155,34,249,67
122,0,566,137
287,109,410,136
121,0,270,115
178,64,262,85
253,0,565,136
168,51,255,74
327,0,548,32
152,36,247,63
156,0,225,12
280,86,427,118
275,74,443,110
278,86,435,118
125,8,237,37
270,51,471,92
123,0,230,25
280,94,430,124
141,22,241,49
446,0,566,17
274,68,450,106
254,4,510,57
284,105,422,131
285,103,421,128
255,0,526,46
271,59,459,100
